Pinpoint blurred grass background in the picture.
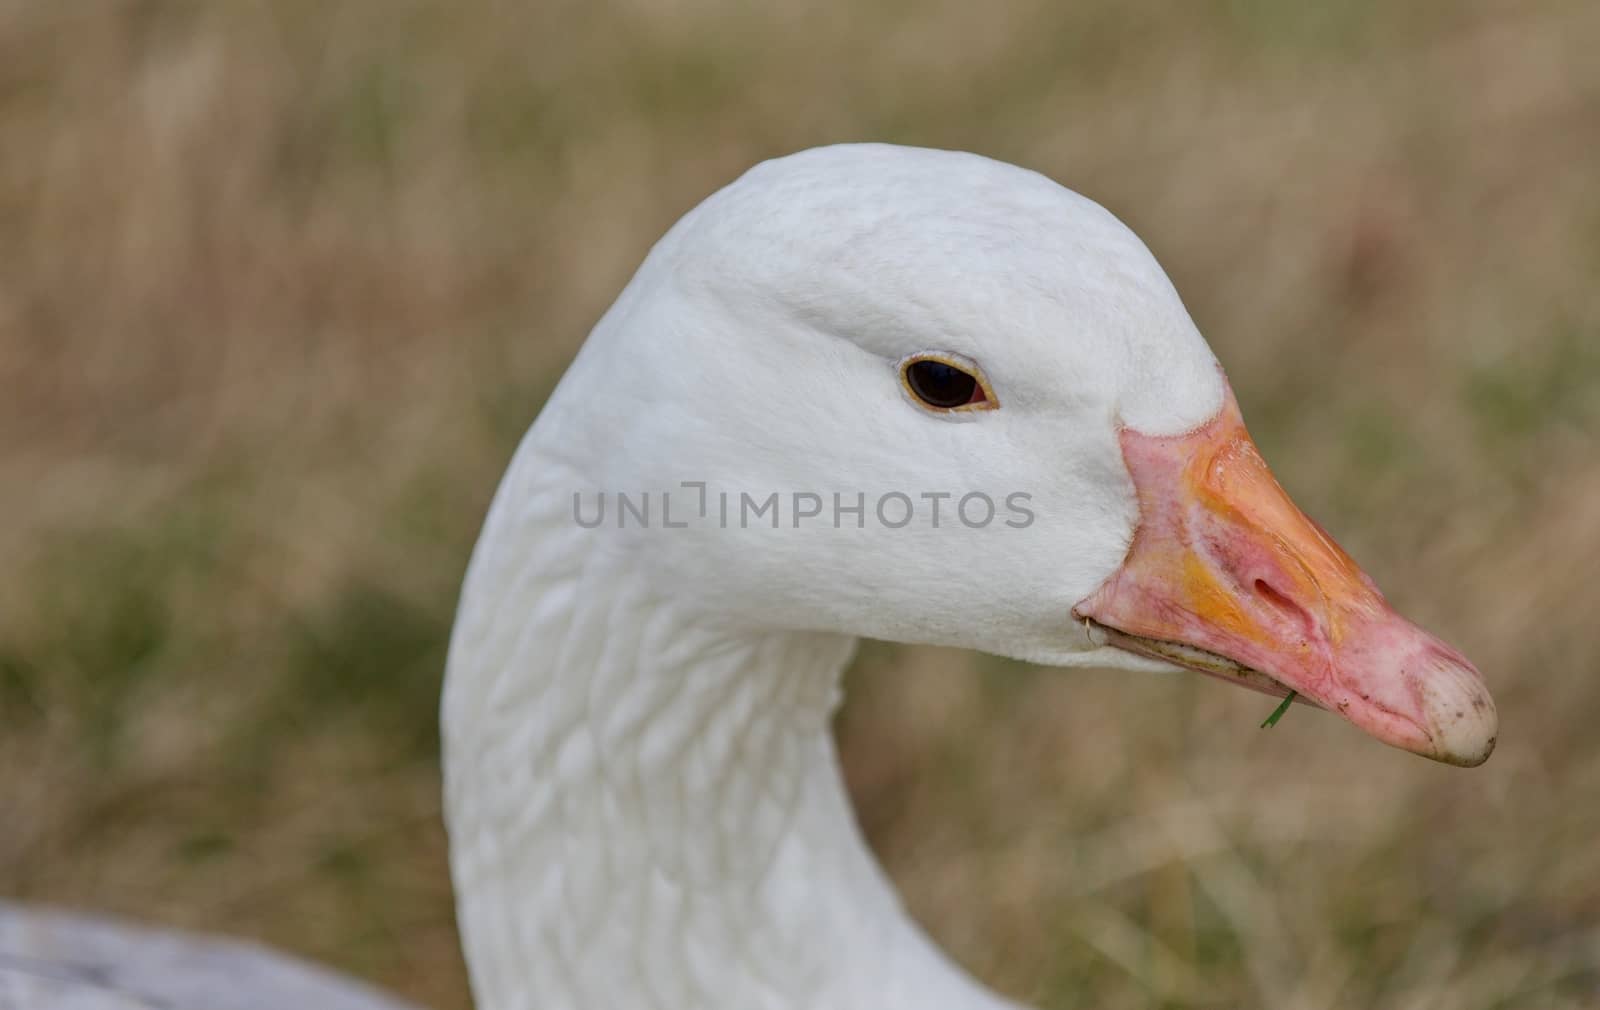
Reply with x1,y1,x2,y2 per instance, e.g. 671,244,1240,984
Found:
2,1,1598,1007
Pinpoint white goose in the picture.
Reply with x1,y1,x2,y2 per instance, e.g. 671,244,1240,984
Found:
2,144,1496,1010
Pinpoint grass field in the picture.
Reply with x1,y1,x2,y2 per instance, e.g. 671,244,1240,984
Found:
3,1,1599,1007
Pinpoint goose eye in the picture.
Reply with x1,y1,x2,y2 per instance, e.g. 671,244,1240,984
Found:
900,354,995,412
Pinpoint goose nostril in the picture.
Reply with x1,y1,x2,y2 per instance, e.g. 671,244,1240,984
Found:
1253,578,1305,624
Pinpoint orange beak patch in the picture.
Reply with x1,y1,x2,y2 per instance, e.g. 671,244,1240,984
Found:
1074,385,1497,767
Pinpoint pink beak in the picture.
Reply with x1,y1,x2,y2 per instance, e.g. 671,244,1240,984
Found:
1074,383,1497,767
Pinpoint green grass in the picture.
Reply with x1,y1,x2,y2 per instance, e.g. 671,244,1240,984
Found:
1259,692,1296,729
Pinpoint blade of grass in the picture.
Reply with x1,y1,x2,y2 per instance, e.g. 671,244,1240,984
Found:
1260,691,1297,729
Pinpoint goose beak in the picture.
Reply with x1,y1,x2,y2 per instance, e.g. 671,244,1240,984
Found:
1072,386,1496,767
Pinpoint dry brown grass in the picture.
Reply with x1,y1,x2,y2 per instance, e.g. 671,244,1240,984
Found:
2,1,1598,1007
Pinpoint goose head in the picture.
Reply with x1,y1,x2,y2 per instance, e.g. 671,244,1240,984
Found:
548,142,1496,767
